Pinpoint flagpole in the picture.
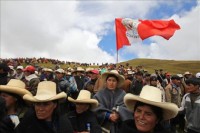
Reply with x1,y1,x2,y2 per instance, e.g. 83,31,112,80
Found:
117,50,118,64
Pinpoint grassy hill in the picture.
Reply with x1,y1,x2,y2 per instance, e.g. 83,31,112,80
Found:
34,58,200,75
118,58,200,75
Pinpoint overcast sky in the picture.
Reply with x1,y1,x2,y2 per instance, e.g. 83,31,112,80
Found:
1,1,200,64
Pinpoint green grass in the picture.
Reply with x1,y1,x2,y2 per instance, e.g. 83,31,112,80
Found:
118,58,200,74
28,58,200,75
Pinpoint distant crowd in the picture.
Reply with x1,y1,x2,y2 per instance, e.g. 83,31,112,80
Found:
0,57,200,133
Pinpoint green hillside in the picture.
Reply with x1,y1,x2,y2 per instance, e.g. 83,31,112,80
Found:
30,58,200,75
118,58,200,75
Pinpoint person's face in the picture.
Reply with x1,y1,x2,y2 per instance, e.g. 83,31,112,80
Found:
136,75,143,81
186,83,199,93
134,105,159,133
9,70,14,74
185,74,192,79
173,79,181,86
55,72,63,79
166,75,170,79
34,101,57,121
150,80,157,87
16,69,22,74
106,77,118,90
77,71,83,76
90,73,98,80
24,71,30,76
0,92,17,109
75,103,90,114
124,73,128,79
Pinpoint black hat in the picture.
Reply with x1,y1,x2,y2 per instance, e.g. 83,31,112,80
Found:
185,78,200,86
135,71,143,76
171,75,181,80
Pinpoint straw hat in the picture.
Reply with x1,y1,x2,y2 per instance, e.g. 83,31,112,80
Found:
184,71,191,75
85,67,94,72
23,81,67,102
101,70,125,88
55,68,65,74
124,85,178,120
16,66,24,70
0,79,31,96
75,67,85,72
68,90,98,109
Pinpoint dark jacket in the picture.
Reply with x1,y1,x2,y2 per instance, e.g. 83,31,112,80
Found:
118,119,170,133
130,79,144,95
15,110,73,133
67,110,102,133
0,117,15,133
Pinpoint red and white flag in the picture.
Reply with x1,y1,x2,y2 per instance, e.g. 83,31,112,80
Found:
115,18,181,50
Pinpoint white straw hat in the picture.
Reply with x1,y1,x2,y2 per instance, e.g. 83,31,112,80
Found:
68,90,98,109
124,85,178,120
101,70,125,88
23,81,67,102
0,79,31,96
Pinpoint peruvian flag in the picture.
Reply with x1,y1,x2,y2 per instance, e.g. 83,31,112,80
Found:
115,18,181,50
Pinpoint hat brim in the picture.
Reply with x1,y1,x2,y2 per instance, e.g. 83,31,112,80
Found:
0,85,32,96
23,92,67,102
68,97,98,109
124,93,178,120
101,72,124,88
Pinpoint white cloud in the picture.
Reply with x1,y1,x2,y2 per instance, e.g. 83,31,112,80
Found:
1,1,199,64
123,2,200,61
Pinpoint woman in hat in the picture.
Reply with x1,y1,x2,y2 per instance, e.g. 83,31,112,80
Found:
119,85,179,133
93,70,132,133
15,81,73,133
67,90,102,133
0,79,31,128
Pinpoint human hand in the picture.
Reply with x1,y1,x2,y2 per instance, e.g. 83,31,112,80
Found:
109,112,119,122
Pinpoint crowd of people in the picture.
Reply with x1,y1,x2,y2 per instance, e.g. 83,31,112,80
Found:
0,59,200,133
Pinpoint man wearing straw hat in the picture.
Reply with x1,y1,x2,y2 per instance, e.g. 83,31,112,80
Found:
67,90,102,133
15,81,73,133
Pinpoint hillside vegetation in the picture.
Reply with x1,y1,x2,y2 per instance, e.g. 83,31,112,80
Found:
35,58,200,75
118,58,200,75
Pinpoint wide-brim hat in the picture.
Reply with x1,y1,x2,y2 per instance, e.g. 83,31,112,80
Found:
0,79,31,96
101,70,125,88
124,85,178,120
184,71,191,75
23,81,67,102
74,67,85,72
68,90,98,110
55,68,65,74
16,66,24,70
